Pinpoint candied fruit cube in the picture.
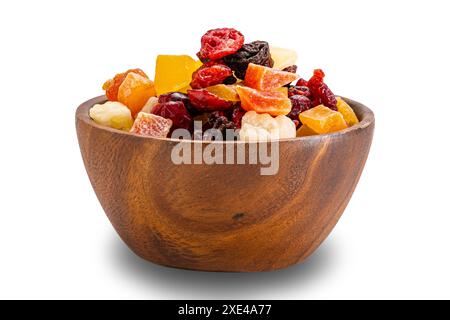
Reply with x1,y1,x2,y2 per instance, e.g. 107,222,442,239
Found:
296,125,317,137
336,97,359,126
299,105,348,134
130,112,172,138
245,63,299,91
205,84,240,102
154,55,202,95
117,72,156,117
89,101,133,131
236,86,292,116
239,111,296,141
270,47,298,70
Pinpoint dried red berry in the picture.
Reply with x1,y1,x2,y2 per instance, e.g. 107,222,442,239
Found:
188,89,234,112
307,69,337,111
296,78,308,87
190,62,233,89
158,92,198,116
287,95,312,125
151,101,193,133
223,41,274,79
288,86,311,98
231,105,246,129
197,28,245,61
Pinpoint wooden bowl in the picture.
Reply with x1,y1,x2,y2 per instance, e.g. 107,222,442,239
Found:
76,96,374,272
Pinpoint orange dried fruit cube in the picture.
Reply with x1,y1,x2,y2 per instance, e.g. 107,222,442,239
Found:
336,97,359,126
118,72,156,117
296,125,317,137
130,112,172,138
299,105,348,134
154,55,202,95
102,68,148,101
236,86,292,116
205,84,240,102
244,63,299,91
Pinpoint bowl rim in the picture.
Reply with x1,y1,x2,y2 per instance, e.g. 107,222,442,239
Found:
76,95,375,144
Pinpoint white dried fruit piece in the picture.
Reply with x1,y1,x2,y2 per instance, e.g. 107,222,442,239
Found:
270,47,298,70
141,96,159,114
89,101,133,131
239,111,296,141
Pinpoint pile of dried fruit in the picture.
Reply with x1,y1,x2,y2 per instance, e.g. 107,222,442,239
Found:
90,28,359,140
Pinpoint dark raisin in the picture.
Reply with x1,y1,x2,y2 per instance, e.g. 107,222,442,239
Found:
203,111,236,140
282,65,298,73
223,75,237,85
223,41,274,79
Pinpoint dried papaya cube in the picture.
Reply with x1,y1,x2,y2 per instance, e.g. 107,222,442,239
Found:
102,68,148,101
205,84,240,102
236,86,292,116
130,112,172,138
336,97,359,126
296,125,317,137
117,72,156,117
299,105,348,134
244,63,298,91
154,55,202,95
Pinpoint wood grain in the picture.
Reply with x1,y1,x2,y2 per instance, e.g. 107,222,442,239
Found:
76,96,375,272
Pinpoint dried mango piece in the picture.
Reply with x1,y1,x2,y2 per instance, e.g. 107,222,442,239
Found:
336,97,359,126
236,86,292,116
89,101,133,131
299,105,348,134
296,125,317,137
245,63,299,91
118,72,156,117
205,84,240,102
130,112,172,138
154,55,202,95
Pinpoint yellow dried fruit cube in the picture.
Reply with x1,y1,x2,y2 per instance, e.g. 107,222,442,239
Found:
299,105,348,134
296,125,318,137
336,97,359,126
154,55,202,95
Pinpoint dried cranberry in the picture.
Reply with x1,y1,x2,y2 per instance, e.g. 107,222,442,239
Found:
223,41,274,79
151,101,193,133
188,89,234,112
197,28,245,61
288,86,311,98
287,95,312,124
296,78,308,87
282,65,298,73
158,92,198,116
231,105,246,129
307,69,337,110
190,62,233,89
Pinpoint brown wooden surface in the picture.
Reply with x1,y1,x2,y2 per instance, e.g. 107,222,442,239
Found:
76,96,375,272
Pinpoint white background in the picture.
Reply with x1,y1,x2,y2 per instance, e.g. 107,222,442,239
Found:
1,0,449,299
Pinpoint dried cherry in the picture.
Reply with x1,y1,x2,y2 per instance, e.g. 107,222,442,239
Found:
190,61,233,89
151,101,193,133
188,89,234,112
231,105,246,129
288,86,311,98
197,28,245,61
287,95,312,125
158,92,198,116
307,69,337,110
223,41,274,79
